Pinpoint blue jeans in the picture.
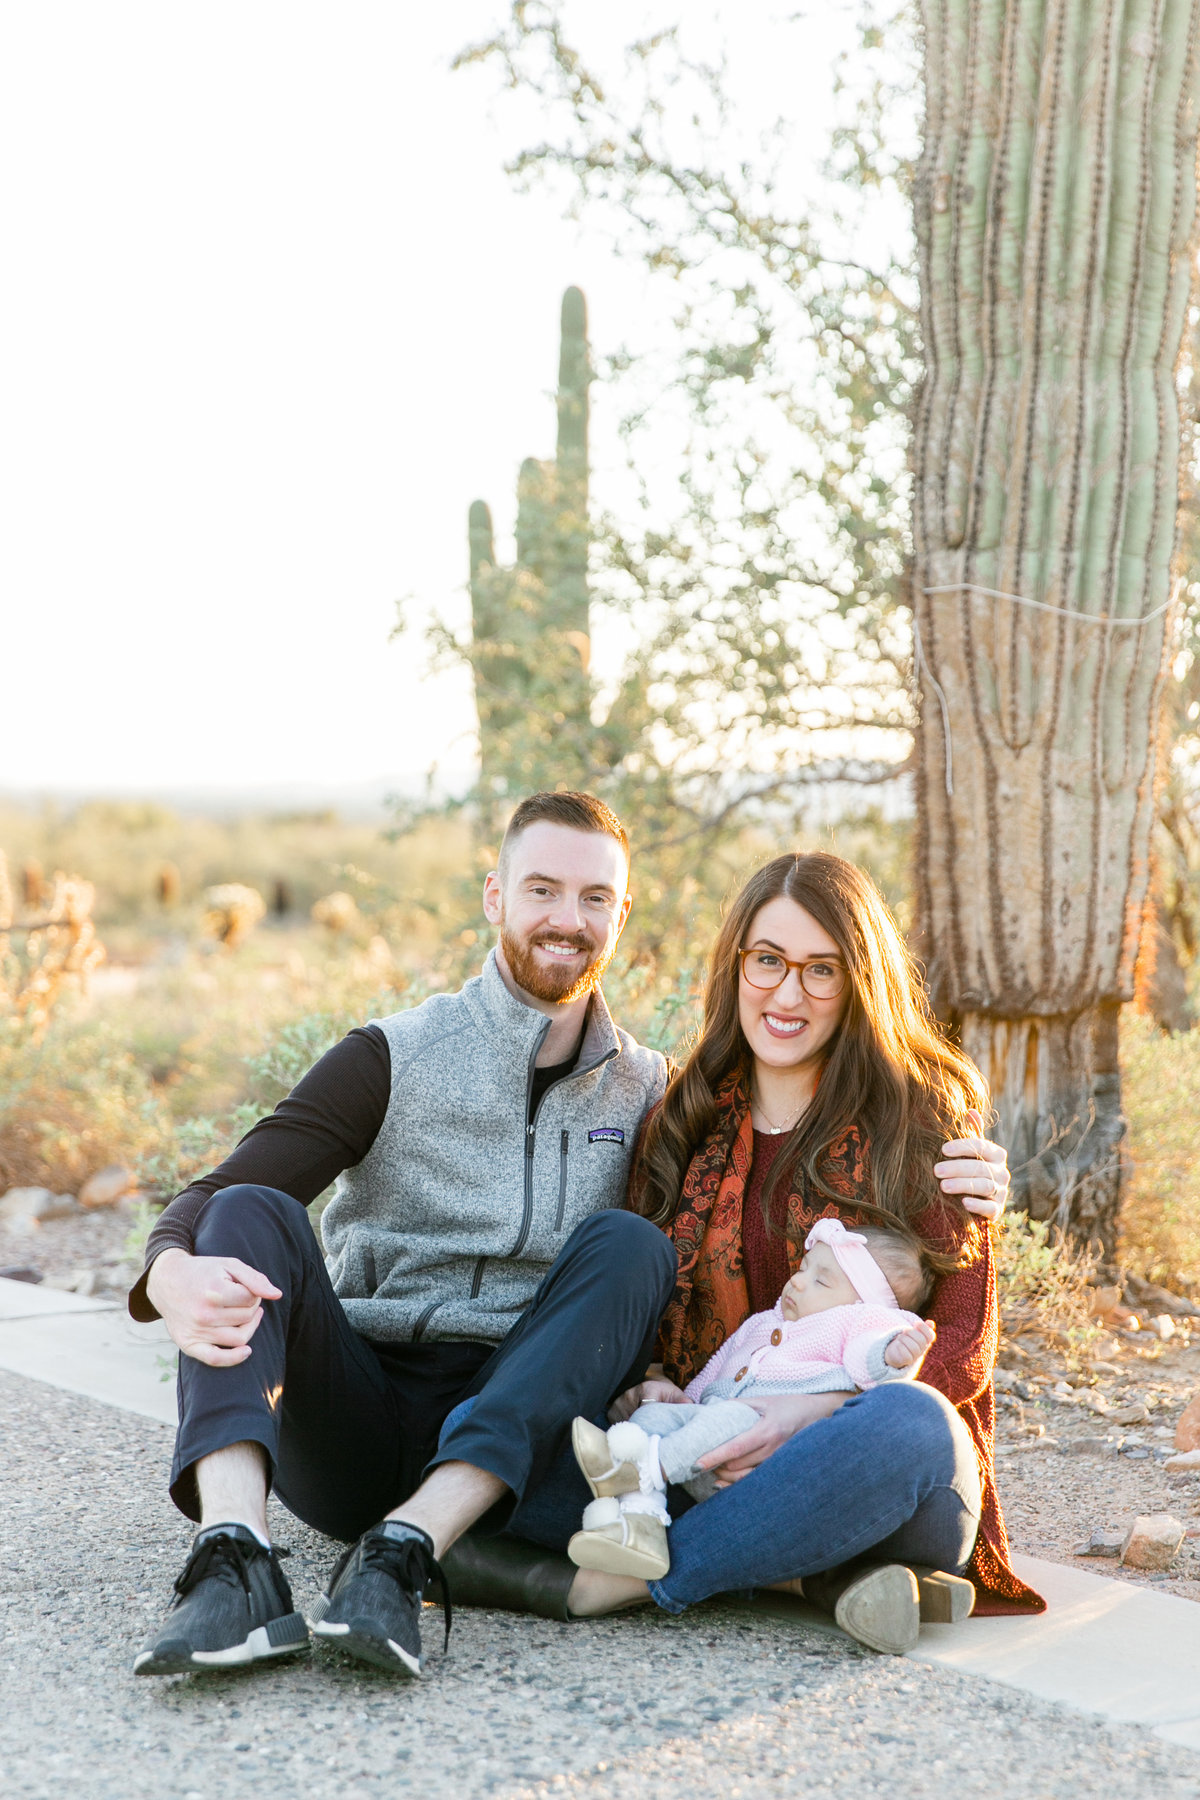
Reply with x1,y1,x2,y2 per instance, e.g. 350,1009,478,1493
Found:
449,1380,982,1614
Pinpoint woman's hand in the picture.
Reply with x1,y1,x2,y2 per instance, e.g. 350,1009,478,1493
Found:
608,1376,688,1423
697,1390,850,1486
935,1107,1009,1221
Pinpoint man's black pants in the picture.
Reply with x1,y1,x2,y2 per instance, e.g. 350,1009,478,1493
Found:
170,1185,677,1543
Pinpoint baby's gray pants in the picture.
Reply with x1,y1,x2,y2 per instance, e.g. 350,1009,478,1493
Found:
631,1398,761,1497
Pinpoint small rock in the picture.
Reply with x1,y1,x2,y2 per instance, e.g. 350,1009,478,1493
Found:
1120,1514,1185,1570
0,1265,43,1284
0,1188,79,1226
1080,1391,1111,1416
1176,1395,1200,1452
1153,1314,1176,1342
44,1268,101,1297
992,1368,1018,1393
1090,1360,1122,1377
1164,1449,1200,1472
78,1164,133,1210
1122,1445,1150,1460
0,1186,53,1223
1110,1401,1151,1426
1062,1436,1111,1456
1088,1285,1123,1317
1073,1528,1125,1557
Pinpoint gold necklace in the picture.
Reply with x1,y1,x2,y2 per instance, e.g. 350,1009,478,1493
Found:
752,1086,807,1136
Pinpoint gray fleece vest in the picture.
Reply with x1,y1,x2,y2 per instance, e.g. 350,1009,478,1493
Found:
321,950,668,1345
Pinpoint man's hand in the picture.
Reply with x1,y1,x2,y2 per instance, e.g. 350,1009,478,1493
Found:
884,1319,936,1371
697,1390,849,1486
145,1248,282,1367
935,1107,1010,1221
608,1376,687,1423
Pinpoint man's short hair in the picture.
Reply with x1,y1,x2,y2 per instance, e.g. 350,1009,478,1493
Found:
498,791,630,882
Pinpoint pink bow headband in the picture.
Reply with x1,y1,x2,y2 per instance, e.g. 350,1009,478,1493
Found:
804,1217,897,1309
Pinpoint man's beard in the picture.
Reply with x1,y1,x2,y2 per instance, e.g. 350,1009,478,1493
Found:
500,923,613,1005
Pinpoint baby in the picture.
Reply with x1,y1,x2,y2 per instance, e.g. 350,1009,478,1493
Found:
567,1217,936,1581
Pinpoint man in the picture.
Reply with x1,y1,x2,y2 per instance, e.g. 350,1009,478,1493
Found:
130,791,1009,1680
131,791,675,1678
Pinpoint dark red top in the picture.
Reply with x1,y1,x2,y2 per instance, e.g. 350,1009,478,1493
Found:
741,1132,791,1311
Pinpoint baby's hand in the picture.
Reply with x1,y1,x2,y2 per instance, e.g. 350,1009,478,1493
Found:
885,1320,937,1369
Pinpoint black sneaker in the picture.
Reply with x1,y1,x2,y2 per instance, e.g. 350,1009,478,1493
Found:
134,1523,309,1676
308,1520,451,1677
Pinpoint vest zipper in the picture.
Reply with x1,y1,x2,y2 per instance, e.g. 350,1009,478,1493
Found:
510,1019,550,1260
469,1255,487,1298
555,1131,570,1231
411,1300,441,1342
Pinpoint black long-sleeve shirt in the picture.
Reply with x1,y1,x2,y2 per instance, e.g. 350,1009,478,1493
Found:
130,1022,581,1319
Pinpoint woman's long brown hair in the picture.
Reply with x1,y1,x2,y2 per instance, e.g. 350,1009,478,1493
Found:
634,852,989,1261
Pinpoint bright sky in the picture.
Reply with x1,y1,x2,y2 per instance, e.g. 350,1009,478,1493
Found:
0,3,852,805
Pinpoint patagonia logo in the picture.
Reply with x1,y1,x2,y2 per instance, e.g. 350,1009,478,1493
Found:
588,1127,625,1145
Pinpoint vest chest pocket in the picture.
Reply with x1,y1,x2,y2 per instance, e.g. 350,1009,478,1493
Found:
554,1127,631,1232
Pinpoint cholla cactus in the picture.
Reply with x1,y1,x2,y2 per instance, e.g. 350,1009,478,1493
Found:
201,883,266,949
0,851,107,1037
311,891,361,934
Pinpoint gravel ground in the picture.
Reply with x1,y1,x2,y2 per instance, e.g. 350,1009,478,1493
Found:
0,1204,136,1297
993,1332,1200,1601
4,1370,1200,1800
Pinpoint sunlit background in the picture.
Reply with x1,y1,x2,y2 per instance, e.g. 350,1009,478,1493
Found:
0,1,854,809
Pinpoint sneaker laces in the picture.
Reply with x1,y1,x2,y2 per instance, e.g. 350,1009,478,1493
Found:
331,1530,453,1653
173,1530,261,1605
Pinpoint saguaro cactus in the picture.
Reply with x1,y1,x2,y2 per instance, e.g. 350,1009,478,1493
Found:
469,287,593,811
912,1,1200,1246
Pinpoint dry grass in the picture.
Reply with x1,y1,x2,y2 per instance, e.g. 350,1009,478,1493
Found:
994,1211,1101,1368
1120,1008,1200,1292
0,1019,170,1193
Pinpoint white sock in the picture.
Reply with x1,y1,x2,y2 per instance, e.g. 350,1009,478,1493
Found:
200,1519,271,1550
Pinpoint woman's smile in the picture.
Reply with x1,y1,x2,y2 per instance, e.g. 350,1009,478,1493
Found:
762,1011,807,1039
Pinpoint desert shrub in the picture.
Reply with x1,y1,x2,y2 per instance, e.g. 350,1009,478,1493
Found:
136,976,433,1211
1120,1009,1200,1290
0,1016,171,1193
995,1212,1100,1364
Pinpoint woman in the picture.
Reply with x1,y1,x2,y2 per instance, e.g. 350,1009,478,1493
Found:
558,850,1043,1644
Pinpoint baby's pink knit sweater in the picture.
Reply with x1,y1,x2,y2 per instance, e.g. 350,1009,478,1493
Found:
683,1298,923,1400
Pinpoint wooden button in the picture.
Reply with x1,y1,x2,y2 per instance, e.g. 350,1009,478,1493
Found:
734,1366,748,1381
770,1328,782,1346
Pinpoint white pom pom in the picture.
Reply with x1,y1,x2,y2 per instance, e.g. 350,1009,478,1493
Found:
606,1421,651,1464
582,1496,621,1529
